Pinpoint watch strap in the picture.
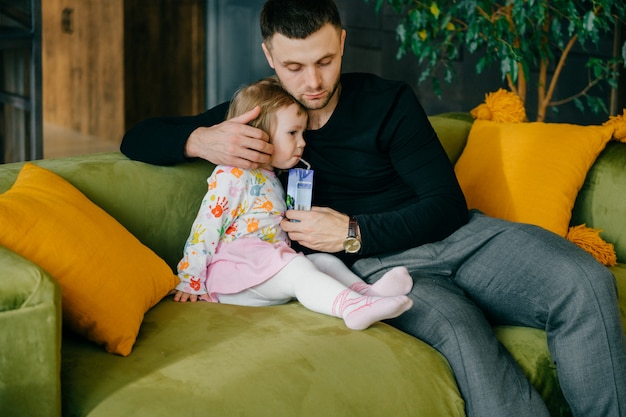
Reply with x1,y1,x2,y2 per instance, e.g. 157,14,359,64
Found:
348,215,358,238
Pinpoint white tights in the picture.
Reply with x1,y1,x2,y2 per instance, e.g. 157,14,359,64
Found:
217,253,413,330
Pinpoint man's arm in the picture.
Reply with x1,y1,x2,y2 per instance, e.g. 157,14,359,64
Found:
281,207,349,253
281,139,467,259
282,82,468,258
120,102,273,167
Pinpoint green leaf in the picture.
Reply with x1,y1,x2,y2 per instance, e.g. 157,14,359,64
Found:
588,58,604,79
586,95,608,115
551,19,564,49
476,56,488,74
567,18,576,37
373,0,626,120
430,2,441,19
501,58,513,79
574,98,584,113
444,67,454,83
396,23,407,43
432,77,442,97
468,40,479,53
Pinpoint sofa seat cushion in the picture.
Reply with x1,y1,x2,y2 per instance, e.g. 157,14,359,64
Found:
61,264,626,417
494,326,569,416
61,300,465,417
609,263,626,322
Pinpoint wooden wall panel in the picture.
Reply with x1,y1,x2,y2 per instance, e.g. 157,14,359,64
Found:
42,0,205,143
42,0,125,141
123,0,206,129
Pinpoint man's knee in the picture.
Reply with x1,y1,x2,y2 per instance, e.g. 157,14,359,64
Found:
390,279,488,344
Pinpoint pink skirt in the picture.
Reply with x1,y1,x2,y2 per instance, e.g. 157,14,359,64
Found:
205,238,300,302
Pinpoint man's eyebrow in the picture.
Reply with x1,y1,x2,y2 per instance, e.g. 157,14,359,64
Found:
280,53,335,66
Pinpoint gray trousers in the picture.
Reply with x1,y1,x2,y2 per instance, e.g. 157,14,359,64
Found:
352,211,626,417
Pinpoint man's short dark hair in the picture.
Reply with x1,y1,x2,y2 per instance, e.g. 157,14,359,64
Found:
260,0,342,41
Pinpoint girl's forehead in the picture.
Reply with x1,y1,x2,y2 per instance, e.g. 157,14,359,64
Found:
276,103,308,120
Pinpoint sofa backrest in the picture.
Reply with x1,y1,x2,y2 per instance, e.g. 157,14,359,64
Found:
1,113,625,266
429,113,626,264
0,153,216,271
429,114,472,164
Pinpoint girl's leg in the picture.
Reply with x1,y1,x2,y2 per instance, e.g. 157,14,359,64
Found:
307,253,413,296
234,255,413,330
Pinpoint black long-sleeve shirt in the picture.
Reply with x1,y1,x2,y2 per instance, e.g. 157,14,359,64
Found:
121,73,469,264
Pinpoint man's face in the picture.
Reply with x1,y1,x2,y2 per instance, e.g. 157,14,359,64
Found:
262,24,346,111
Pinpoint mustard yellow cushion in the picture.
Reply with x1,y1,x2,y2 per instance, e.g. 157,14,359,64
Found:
454,120,614,236
470,88,527,123
0,163,178,356
604,109,626,142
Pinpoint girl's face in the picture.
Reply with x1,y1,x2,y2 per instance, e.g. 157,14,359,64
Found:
269,103,308,170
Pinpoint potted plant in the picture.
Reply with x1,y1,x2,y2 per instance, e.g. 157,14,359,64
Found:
371,0,626,121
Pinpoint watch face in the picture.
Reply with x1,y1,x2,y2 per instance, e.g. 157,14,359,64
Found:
343,237,361,253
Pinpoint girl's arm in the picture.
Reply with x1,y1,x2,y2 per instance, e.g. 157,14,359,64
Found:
176,167,243,296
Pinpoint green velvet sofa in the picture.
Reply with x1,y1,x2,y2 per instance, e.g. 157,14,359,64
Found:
1,114,625,417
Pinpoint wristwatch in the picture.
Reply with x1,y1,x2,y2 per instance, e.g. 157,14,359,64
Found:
343,215,362,254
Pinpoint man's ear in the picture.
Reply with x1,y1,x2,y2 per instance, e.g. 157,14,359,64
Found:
340,29,346,56
262,42,275,69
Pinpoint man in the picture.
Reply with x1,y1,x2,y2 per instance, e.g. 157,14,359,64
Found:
120,1,626,416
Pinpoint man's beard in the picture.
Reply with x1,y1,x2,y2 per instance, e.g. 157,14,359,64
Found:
297,79,340,111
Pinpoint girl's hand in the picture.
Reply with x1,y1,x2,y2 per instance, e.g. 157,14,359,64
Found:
173,290,210,303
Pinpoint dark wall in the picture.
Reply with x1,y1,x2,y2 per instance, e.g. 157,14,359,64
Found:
207,0,623,124
206,0,272,108
337,0,622,124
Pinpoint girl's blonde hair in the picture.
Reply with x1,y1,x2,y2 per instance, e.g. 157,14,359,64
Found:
226,76,306,141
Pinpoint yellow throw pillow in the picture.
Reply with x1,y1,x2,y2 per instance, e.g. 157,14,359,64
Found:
454,120,614,237
470,89,527,123
0,163,178,356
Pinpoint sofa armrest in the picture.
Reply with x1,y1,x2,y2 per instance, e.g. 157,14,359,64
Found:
572,142,626,263
0,245,62,417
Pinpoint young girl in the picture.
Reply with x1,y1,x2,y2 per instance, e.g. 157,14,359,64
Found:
174,77,413,330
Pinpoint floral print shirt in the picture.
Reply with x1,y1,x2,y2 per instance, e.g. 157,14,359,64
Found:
176,166,289,295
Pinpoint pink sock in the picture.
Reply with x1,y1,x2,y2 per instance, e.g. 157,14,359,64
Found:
349,267,413,297
332,289,413,330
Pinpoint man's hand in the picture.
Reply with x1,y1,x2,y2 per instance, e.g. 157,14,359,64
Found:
184,106,274,168
281,207,350,253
